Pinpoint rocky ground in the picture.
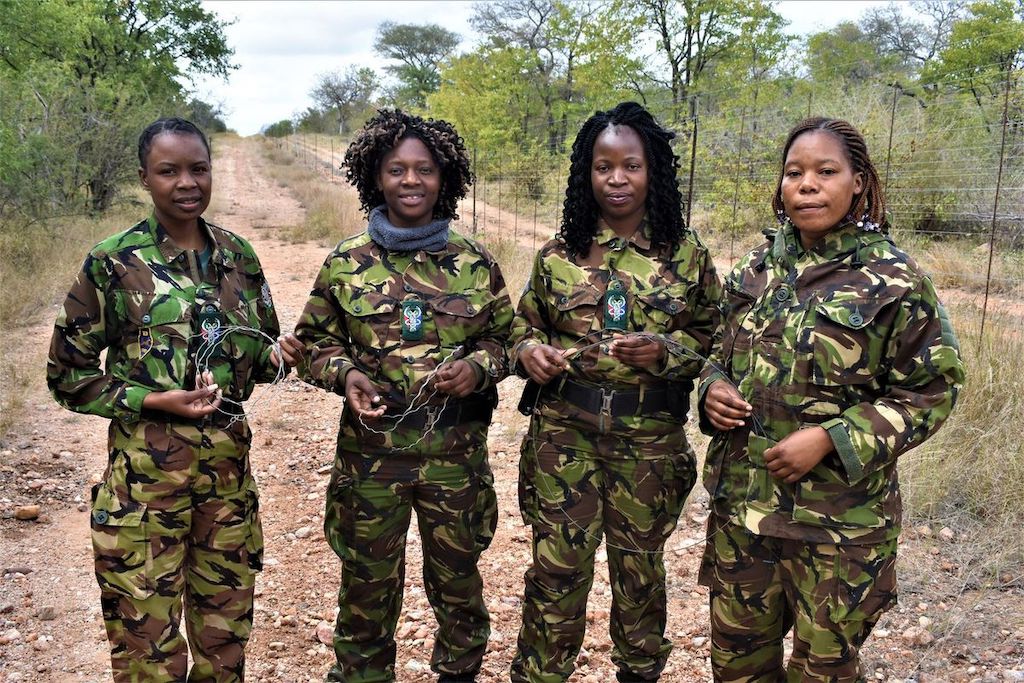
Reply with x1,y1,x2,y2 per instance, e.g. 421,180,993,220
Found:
1,137,1022,682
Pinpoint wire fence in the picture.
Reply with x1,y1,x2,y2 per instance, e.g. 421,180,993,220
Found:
276,67,1024,337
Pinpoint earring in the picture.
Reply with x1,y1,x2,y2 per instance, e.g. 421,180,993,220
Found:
855,211,879,233
776,208,791,226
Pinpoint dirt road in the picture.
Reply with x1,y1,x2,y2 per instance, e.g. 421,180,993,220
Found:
1,137,1021,683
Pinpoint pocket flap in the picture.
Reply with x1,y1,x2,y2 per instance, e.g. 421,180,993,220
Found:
428,291,496,317
91,484,146,527
118,291,192,327
553,285,600,311
637,284,689,315
816,297,896,330
334,286,396,317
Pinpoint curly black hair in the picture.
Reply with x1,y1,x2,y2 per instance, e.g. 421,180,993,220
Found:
138,117,210,168
561,101,686,258
343,109,472,221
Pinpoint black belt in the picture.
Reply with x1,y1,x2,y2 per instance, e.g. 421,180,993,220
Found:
385,399,494,430
534,377,690,419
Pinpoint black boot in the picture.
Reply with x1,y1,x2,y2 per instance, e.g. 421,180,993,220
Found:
438,674,477,683
616,672,658,683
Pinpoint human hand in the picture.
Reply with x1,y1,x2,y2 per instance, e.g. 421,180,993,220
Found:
608,333,665,369
344,370,386,419
270,333,303,369
764,426,833,483
434,359,477,398
142,370,221,419
519,344,569,385
704,379,751,431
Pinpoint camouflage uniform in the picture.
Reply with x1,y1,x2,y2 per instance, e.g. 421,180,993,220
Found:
294,228,513,683
697,220,965,681
48,215,280,682
509,221,722,683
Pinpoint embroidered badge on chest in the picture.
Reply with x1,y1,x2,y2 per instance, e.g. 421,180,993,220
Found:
603,279,628,331
401,299,425,341
198,305,223,344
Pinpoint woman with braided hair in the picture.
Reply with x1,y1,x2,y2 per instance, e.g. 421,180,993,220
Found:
295,109,513,682
509,101,723,682
698,117,965,680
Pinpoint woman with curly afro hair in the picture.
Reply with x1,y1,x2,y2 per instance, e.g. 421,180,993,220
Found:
295,109,514,683
508,101,723,682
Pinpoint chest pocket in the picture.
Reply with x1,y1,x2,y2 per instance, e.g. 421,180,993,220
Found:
551,282,601,338
428,290,496,349
722,284,757,367
634,283,690,332
218,299,258,396
115,290,192,389
807,296,896,386
334,285,397,352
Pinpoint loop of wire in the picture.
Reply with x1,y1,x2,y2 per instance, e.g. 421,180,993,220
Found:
355,345,466,452
191,325,288,426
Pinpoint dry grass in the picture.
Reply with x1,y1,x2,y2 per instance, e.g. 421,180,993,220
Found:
899,300,1024,580
898,232,1024,298
258,140,362,246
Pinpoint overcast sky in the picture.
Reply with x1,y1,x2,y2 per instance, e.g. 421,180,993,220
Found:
191,0,892,136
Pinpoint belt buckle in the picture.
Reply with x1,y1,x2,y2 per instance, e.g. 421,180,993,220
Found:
424,404,441,427
600,388,615,419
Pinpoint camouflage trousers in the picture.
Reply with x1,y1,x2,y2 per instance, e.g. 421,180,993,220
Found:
699,513,898,682
324,420,498,683
512,413,696,683
90,418,264,683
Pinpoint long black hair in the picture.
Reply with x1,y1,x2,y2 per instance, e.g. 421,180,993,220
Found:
343,109,472,221
561,101,686,258
138,117,210,168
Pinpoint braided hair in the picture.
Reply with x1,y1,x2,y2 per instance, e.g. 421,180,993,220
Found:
772,117,887,229
138,117,210,168
561,101,686,258
343,109,472,221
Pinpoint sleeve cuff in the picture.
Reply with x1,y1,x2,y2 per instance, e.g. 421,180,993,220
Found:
696,370,727,436
821,417,865,483
116,384,152,423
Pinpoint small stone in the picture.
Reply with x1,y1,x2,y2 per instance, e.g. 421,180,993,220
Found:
14,505,40,521
939,527,955,541
268,641,287,651
32,638,50,651
36,606,56,621
874,628,890,638
692,636,708,648
915,525,932,537
919,616,933,629
315,621,333,646
294,526,312,539
0,627,22,644
901,626,934,646
414,626,431,640
280,614,298,627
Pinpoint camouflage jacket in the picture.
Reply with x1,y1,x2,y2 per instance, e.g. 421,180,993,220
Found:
48,215,281,424
699,220,965,544
294,228,514,409
510,220,722,389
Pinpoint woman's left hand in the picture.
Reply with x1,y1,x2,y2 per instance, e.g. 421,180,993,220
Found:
270,333,303,369
434,359,477,398
608,333,665,370
764,426,834,483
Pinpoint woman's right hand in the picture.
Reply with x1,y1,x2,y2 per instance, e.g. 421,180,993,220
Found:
704,379,752,431
142,370,221,419
344,369,386,420
519,344,569,385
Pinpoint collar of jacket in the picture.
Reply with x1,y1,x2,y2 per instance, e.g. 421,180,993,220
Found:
594,216,652,251
146,214,235,271
773,219,888,266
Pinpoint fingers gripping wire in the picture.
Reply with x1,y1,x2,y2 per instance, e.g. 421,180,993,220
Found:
355,345,465,452
191,325,288,426
524,330,757,556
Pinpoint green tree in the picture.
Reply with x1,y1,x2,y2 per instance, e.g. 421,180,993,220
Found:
806,22,896,84
374,21,459,108
263,119,295,138
311,66,379,134
0,0,233,214
188,99,228,133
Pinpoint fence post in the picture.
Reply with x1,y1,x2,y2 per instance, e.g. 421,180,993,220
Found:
331,136,335,176
686,95,699,229
883,83,900,194
979,68,1013,345
472,146,478,236
497,152,502,235
532,196,538,252
729,107,747,264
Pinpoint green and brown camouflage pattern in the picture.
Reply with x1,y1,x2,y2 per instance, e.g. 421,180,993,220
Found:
294,228,512,682
325,424,498,683
509,220,721,682
295,228,513,403
48,215,281,420
510,220,722,390
698,220,964,545
701,514,896,681
48,215,278,682
93,420,262,682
